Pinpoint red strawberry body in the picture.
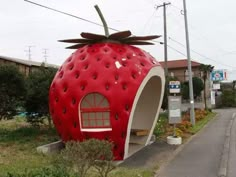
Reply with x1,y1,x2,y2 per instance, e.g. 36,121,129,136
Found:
49,42,164,160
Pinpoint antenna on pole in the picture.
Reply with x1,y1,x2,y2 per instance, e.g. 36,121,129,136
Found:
42,48,49,63
25,45,34,61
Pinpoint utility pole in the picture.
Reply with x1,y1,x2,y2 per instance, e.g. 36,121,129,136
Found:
42,48,49,63
182,0,195,125
25,45,34,61
155,2,171,78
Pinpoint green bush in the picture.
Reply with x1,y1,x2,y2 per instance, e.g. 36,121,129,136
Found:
59,139,115,177
221,90,236,107
0,64,26,120
154,113,168,138
25,64,57,127
181,77,204,100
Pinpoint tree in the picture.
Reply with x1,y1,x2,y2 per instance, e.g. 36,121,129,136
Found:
192,77,204,98
181,77,204,100
0,64,26,120
200,64,214,110
25,64,57,127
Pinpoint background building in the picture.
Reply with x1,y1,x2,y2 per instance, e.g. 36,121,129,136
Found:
159,59,212,103
0,55,59,76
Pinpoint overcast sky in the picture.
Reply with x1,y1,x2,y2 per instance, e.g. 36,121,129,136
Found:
1,0,236,79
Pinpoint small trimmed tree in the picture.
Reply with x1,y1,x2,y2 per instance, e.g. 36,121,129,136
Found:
0,64,26,120
25,64,57,127
181,77,204,100
60,139,115,177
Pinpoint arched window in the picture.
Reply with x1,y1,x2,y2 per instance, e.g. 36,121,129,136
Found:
80,93,111,131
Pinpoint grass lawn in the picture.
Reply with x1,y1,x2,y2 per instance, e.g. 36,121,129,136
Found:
0,117,59,175
189,112,217,134
0,111,216,176
0,117,154,177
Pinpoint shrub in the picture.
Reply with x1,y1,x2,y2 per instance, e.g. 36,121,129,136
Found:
26,113,44,128
153,113,168,138
181,77,204,100
0,64,26,120
174,127,183,137
60,139,115,177
178,120,192,132
25,64,57,127
221,90,236,107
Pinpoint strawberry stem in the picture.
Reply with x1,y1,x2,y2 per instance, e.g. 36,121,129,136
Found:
94,5,109,37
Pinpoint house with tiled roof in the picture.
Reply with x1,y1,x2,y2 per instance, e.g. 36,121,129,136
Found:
0,55,59,76
159,59,203,82
159,59,212,102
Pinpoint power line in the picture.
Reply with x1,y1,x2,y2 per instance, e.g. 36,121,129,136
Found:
142,9,161,34
170,4,183,11
167,44,186,57
169,37,236,69
147,1,229,56
24,0,119,32
165,5,230,54
153,39,187,56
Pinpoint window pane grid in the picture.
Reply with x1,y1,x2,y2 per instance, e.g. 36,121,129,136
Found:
81,111,111,128
81,93,111,129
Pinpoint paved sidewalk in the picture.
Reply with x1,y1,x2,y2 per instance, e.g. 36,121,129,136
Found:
228,112,236,177
120,140,177,169
121,109,235,177
156,109,234,177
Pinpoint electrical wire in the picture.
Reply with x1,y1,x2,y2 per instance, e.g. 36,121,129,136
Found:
153,40,186,57
169,37,236,69
142,9,159,34
24,0,119,32
25,0,234,70
167,44,187,57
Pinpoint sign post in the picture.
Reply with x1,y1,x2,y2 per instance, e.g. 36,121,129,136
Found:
169,81,181,94
168,96,182,136
168,81,182,139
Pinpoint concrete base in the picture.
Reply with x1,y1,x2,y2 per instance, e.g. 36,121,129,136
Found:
37,140,65,154
167,136,182,145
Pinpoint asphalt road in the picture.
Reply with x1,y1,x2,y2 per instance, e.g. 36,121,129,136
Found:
228,110,236,177
157,109,236,177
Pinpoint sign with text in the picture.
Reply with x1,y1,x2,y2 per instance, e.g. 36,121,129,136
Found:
169,81,181,94
168,96,182,124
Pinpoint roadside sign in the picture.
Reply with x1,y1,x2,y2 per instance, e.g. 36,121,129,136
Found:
169,81,181,94
211,70,227,81
212,83,220,90
168,96,182,124
211,91,216,105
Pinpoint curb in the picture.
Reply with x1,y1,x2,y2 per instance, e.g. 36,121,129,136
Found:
36,140,65,154
218,113,235,177
155,112,219,177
